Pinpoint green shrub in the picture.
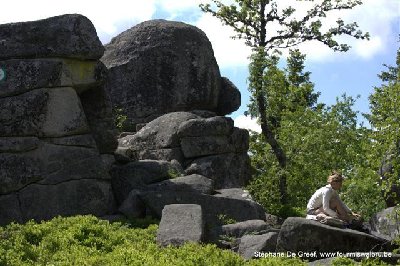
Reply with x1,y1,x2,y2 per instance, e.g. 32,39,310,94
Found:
0,215,307,266
217,214,237,225
331,257,392,266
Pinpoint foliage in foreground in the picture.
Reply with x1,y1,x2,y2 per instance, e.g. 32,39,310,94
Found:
331,257,391,266
0,215,306,266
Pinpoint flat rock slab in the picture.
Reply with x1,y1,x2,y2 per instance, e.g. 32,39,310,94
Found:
0,59,105,97
157,204,204,247
0,14,104,60
276,217,392,255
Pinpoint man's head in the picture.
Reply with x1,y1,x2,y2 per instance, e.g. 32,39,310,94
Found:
327,171,344,190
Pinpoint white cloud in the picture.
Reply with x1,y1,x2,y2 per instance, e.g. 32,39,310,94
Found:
157,0,203,13
234,115,261,133
286,0,399,62
195,13,252,68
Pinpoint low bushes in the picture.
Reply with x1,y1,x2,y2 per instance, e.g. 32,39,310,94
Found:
0,215,304,266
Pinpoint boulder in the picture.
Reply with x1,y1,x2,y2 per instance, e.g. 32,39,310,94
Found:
370,207,400,240
0,59,106,98
101,20,222,129
216,77,241,115
116,112,249,168
276,217,391,255
221,220,271,238
110,160,184,204
157,204,204,247
185,152,252,189
0,88,90,137
118,112,200,160
0,14,104,60
238,232,279,260
19,179,116,222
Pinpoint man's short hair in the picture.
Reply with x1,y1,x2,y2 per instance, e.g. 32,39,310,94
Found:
327,171,344,183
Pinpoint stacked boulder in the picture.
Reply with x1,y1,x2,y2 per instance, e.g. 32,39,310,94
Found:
116,112,251,188
101,19,241,131
0,14,116,225
101,19,263,243
111,111,258,241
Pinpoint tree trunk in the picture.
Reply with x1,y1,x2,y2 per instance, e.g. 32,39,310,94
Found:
256,93,288,204
257,0,288,204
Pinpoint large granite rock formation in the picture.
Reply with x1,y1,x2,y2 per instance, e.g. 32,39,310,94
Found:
116,112,251,189
0,14,116,225
101,19,240,131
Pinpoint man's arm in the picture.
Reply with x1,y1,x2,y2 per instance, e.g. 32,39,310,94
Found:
322,189,338,218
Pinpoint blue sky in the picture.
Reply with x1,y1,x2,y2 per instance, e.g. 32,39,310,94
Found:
1,0,399,132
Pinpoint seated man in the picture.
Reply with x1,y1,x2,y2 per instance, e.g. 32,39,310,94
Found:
307,171,361,223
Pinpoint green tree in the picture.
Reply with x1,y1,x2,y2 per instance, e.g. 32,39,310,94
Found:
200,0,369,204
247,85,378,216
366,45,400,206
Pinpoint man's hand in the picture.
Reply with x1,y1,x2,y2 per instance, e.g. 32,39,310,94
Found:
349,212,362,221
